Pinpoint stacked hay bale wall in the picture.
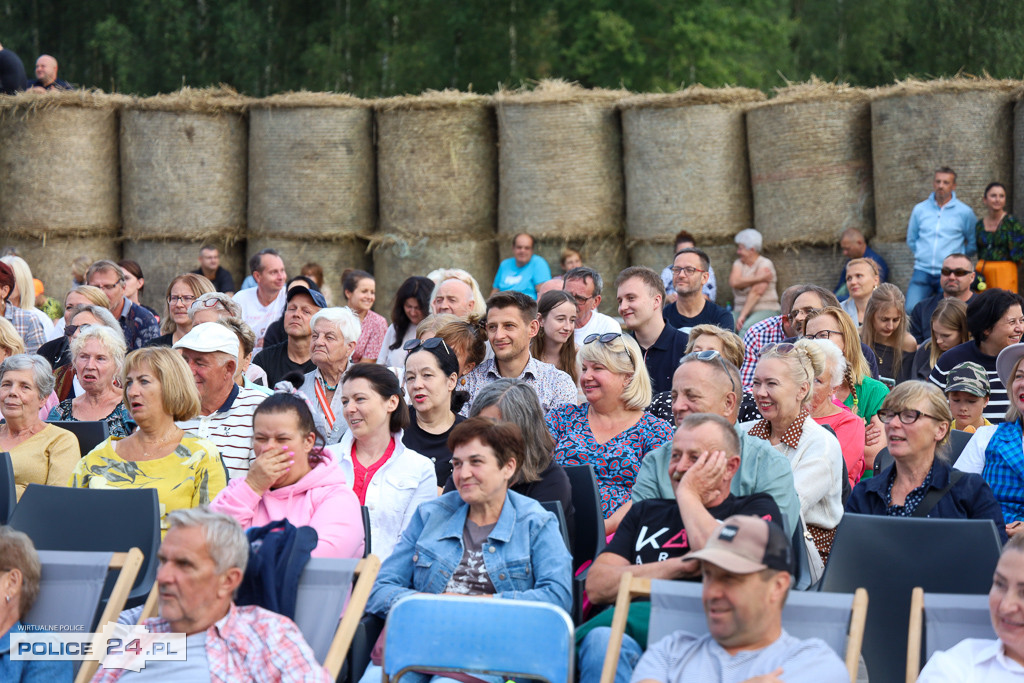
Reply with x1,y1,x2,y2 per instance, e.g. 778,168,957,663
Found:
249,92,374,300
496,81,626,314
621,86,763,303
1013,96,1024,218
374,91,497,312
0,91,126,302
872,78,1016,244
121,88,248,309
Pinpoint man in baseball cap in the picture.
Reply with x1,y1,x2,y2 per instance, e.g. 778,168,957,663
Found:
174,322,267,480
252,282,325,386
631,515,848,682
944,361,991,434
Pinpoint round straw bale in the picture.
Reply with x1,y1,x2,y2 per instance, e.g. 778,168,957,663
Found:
249,94,374,239
532,235,628,316
871,78,1016,242
377,91,497,238
121,90,247,243
496,80,627,240
247,236,370,306
123,239,246,312
747,81,874,248
371,236,497,315
5,233,121,305
763,246,846,297
866,241,915,291
1014,99,1024,217
0,92,124,237
620,86,763,245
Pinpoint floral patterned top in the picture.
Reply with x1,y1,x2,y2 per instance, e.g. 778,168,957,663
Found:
546,403,673,518
69,434,227,535
976,214,1024,263
47,399,135,437
351,309,388,363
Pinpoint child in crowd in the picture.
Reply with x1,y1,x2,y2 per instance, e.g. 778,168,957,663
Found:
945,361,992,433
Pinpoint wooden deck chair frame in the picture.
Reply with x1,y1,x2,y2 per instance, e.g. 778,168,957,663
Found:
74,547,145,683
904,586,993,683
600,572,868,683
139,554,381,680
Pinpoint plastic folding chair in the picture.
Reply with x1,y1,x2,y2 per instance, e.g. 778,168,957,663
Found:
818,514,1001,683
24,548,144,683
562,465,606,572
383,594,575,683
600,573,867,683
905,588,993,682
46,419,110,457
540,499,571,551
0,451,13,524
8,484,161,604
362,505,372,559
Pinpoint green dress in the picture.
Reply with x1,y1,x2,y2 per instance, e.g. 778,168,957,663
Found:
976,214,1024,263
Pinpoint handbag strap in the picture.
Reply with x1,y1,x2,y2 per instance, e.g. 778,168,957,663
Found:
911,470,964,518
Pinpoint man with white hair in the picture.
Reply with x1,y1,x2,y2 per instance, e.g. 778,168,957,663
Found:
432,278,477,318
92,507,330,682
299,307,361,444
174,322,266,479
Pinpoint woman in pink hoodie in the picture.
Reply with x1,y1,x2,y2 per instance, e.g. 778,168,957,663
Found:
211,386,365,558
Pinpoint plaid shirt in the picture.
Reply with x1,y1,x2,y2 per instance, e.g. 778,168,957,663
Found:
118,298,160,350
3,303,45,354
92,603,330,682
740,315,786,391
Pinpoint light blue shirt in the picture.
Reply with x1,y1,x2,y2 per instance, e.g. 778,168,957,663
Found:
493,255,551,299
906,191,977,274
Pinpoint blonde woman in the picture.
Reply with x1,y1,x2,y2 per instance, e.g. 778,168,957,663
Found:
909,298,969,381
861,283,917,385
743,339,844,560
148,273,216,347
839,257,880,326
47,325,133,436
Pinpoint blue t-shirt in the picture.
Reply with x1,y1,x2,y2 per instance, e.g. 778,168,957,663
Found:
493,255,552,299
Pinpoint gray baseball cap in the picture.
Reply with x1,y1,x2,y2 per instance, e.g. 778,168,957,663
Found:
945,361,990,398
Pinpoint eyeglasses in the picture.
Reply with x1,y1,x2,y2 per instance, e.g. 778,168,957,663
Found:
189,297,227,312
681,349,737,394
64,323,93,338
940,267,972,277
403,337,452,356
167,294,197,305
789,306,821,319
583,332,635,369
805,329,842,341
877,409,942,425
93,281,123,293
670,266,706,277
571,294,596,306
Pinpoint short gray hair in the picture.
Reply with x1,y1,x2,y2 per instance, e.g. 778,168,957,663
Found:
564,266,603,297
70,325,128,376
469,379,554,484
166,507,249,574
677,413,741,458
0,354,55,400
188,292,242,322
808,338,846,389
734,228,763,252
310,307,361,345
71,305,125,344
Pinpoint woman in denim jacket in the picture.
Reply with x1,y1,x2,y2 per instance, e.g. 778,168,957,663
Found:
360,417,572,683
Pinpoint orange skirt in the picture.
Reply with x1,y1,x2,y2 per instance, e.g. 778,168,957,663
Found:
977,260,1018,293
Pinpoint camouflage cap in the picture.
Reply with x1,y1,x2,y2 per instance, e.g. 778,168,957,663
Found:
945,361,990,397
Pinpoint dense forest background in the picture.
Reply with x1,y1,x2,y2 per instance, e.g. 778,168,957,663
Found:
5,0,1024,96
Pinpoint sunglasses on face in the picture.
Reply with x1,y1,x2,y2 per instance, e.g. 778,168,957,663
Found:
940,267,972,277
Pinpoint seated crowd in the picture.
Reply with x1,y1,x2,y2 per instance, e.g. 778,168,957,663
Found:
2,195,1023,683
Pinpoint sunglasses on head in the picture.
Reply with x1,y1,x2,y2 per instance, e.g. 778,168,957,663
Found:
583,332,635,369
681,349,737,394
403,337,452,355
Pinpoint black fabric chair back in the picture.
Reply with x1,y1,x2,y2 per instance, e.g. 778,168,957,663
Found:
47,419,110,457
562,464,606,572
539,500,571,552
0,452,13,524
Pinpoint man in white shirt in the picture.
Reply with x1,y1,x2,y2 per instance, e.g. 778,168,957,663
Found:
563,267,621,346
232,249,287,350
173,322,266,479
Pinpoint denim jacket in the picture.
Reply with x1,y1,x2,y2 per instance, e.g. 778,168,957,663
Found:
366,490,573,616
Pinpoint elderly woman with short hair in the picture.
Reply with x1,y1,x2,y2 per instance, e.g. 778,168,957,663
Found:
300,307,362,445
52,304,125,402
546,333,672,534
39,285,111,366
189,292,243,325
729,228,780,336
0,526,73,681
0,354,79,499
71,347,227,534
146,273,216,347
807,338,866,487
47,325,133,436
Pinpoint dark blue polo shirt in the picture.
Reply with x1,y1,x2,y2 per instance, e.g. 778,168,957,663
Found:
632,323,689,394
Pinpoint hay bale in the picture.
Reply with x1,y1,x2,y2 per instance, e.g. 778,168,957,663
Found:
620,86,763,246
763,246,845,296
0,91,125,237
496,80,627,240
1014,100,1024,217
247,236,370,307
121,88,248,244
747,80,874,248
249,94,375,239
530,236,629,316
6,234,121,305
123,239,246,312
872,78,1016,242
371,236,497,315
868,240,915,291
377,91,496,238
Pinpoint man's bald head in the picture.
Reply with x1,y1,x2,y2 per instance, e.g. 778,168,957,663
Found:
671,355,741,426
839,228,866,259
35,55,58,86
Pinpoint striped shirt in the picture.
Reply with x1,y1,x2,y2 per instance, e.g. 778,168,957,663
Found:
930,341,1006,424
177,384,266,480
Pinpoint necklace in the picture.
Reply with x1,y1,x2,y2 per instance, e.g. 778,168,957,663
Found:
318,375,338,392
